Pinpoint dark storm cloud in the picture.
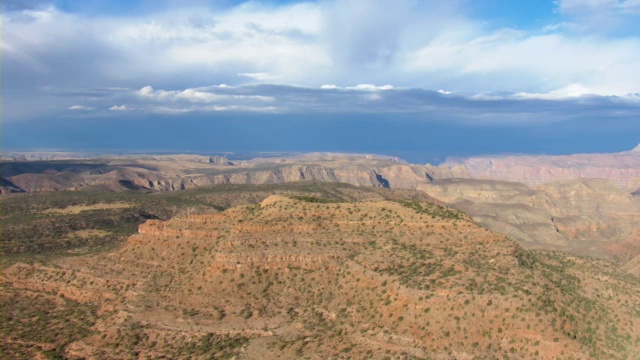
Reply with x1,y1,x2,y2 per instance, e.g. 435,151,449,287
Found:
16,83,637,128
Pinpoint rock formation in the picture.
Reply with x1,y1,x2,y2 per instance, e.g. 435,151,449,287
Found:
0,154,468,193
3,195,639,359
444,145,640,192
209,156,233,165
419,178,640,261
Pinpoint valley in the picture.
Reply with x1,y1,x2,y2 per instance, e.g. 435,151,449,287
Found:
2,149,640,359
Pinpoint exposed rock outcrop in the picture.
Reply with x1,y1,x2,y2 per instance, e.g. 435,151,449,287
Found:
5,195,639,359
1,155,470,193
209,156,233,166
419,178,640,259
444,145,640,191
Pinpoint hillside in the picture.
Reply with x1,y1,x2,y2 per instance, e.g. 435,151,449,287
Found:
0,182,433,257
3,187,639,359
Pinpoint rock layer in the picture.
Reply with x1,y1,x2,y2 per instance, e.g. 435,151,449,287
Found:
445,145,640,191
419,178,640,260
4,195,639,359
0,154,469,193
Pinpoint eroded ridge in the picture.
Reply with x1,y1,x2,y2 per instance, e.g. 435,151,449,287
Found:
3,195,640,359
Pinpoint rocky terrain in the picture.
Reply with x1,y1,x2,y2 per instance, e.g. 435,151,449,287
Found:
1,182,419,256
4,147,640,194
3,188,639,359
419,179,640,263
3,149,640,359
444,145,640,192
0,153,469,193
3,150,639,264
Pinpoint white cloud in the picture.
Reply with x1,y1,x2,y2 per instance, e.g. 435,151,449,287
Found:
68,105,95,111
2,0,640,122
404,32,640,96
558,0,640,15
145,104,278,114
137,86,274,103
238,72,279,81
556,0,640,32
86,83,640,119
348,84,394,91
514,84,593,100
14,81,631,127
138,86,154,96
319,84,395,91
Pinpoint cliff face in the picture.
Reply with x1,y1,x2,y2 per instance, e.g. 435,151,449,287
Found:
1,156,469,193
419,178,640,259
4,147,639,194
138,165,383,191
208,156,233,165
4,151,639,265
142,163,472,192
445,145,640,191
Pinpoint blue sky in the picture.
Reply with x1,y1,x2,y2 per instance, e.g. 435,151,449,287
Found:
2,0,639,161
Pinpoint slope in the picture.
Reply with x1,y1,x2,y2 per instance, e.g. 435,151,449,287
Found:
3,193,639,359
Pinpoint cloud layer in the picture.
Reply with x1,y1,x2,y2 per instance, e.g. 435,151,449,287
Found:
2,0,640,123
27,83,637,129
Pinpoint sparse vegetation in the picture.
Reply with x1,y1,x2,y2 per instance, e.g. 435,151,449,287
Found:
2,182,639,359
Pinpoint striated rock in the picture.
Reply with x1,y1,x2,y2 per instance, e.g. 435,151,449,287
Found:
0,153,469,193
210,251,344,270
4,194,640,359
419,178,640,258
209,156,233,166
445,145,640,191
424,164,471,181
163,162,464,191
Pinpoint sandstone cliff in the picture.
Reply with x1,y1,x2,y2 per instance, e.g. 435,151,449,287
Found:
0,154,469,193
419,178,640,259
209,156,233,165
445,144,640,191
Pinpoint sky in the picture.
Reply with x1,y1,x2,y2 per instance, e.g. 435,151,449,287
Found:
2,0,640,163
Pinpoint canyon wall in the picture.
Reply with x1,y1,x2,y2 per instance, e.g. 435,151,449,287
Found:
445,145,640,191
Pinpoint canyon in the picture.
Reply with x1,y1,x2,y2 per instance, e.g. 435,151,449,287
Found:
2,146,639,194
3,148,639,263
2,148,640,359
444,145,640,192
4,191,639,359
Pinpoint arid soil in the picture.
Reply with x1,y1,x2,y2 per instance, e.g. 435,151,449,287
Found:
3,193,639,359
3,151,640,359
